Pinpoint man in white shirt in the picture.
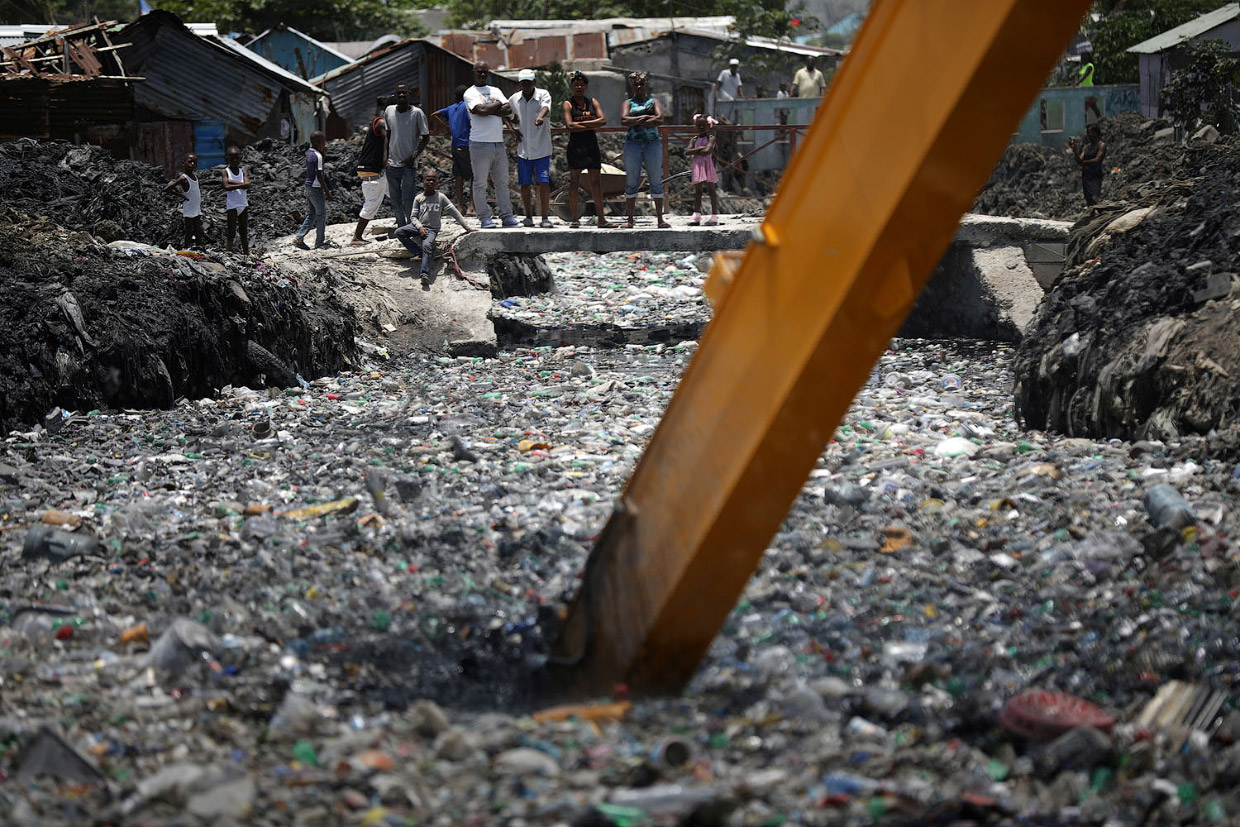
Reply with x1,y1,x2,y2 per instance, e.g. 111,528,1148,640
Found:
462,60,517,228
511,68,554,228
716,58,744,105
792,55,828,98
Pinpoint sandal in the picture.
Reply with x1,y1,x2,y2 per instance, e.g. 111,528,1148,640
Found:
349,238,371,246
624,219,636,229
569,221,581,228
657,221,671,229
597,221,616,228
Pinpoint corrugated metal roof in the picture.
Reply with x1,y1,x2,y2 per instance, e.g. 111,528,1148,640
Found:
314,38,422,124
121,11,319,139
210,32,323,95
486,16,735,33
1127,3,1240,53
250,25,356,67
613,26,844,57
0,25,56,47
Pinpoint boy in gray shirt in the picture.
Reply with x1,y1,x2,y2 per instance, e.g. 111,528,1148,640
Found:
395,170,474,283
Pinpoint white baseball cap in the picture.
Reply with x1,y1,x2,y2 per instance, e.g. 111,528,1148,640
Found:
728,58,739,65
518,68,536,81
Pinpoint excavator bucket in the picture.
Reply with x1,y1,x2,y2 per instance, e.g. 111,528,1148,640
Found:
548,0,1094,697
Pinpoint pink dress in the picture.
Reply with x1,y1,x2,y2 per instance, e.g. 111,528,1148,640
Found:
690,134,717,184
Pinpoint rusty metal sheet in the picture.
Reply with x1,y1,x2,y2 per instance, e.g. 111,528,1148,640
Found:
66,39,102,76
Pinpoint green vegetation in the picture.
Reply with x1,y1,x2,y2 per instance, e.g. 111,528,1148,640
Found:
1161,39,1240,133
1084,0,1220,84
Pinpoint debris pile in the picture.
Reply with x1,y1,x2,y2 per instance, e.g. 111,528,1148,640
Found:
0,209,358,433
2,243,1240,822
972,112,1237,220
1014,138,1240,441
0,138,368,250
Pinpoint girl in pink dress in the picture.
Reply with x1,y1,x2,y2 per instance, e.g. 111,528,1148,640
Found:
688,114,719,225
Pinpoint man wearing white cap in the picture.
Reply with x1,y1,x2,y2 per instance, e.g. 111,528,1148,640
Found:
716,58,744,105
511,68,555,227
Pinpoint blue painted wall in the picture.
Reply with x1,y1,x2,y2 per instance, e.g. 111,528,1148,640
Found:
1015,84,1140,147
248,29,350,80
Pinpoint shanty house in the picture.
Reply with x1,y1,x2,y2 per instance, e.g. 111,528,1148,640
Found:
314,38,490,137
0,21,140,156
1127,3,1240,118
246,24,354,80
119,10,326,166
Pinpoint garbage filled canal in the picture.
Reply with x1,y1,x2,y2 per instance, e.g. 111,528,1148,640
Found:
4,250,1240,824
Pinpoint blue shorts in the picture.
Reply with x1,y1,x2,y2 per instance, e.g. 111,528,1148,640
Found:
517,156,550,186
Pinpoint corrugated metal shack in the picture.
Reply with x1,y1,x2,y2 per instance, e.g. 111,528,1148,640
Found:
246,24,354,80
0,21,140,156
314,38,497,137
119,11,325,154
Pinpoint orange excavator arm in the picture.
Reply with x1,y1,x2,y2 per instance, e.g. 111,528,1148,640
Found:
548,0,1093,697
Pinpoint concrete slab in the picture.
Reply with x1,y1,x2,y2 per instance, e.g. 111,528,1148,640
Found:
901,244,1043,342
453,214,755,259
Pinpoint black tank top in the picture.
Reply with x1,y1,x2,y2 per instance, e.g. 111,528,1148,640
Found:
570,97,595,126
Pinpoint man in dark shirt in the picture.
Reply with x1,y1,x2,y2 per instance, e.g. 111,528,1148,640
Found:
433,85,473,215
351,116,388,245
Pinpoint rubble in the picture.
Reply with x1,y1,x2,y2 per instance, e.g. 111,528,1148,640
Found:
0,210,357,433
973,112,1239,220
1,240,1239,823
1014,141,1240,441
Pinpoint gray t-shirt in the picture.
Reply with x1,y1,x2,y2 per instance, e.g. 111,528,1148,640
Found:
410,191,465,232
384,104,429,167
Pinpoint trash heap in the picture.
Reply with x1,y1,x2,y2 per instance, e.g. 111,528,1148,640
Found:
3,248,1240,823
0,209,358,434
0,138,367,251
1014,135,1240,441
491,250,714,348
972,112,1237,220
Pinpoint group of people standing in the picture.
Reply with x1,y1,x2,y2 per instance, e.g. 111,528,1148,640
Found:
346,61,698,236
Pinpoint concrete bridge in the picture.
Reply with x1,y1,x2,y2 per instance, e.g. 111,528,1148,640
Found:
455,212,1072,344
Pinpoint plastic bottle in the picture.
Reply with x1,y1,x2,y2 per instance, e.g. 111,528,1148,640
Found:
22,524,99,563
1034,726,1112,779
1142,484,1196,530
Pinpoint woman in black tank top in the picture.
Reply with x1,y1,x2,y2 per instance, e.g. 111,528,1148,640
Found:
562,71,614,228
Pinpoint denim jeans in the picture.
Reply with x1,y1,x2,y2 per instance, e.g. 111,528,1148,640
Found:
394,225,437,274
623,140,663,197
469,141,514,223
296,185,326,247
386,165,418,227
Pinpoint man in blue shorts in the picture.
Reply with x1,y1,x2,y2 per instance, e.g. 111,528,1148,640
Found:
432,85,473,215
511,68,554,228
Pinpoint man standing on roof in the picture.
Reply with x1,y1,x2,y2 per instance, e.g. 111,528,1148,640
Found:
791,55,827,98
351,114,387,245
716,58,744,111
511,68,554,228
385,83,430,228
463,60,518,229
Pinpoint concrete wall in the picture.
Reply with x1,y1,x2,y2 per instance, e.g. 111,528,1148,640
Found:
1014,84,1140,147
710,97,820,172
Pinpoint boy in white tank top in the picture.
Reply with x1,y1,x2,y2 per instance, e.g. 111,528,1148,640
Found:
162,154,204,248
222,146,250,255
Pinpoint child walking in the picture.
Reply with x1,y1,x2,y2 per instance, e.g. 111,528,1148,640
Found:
688,114,719,226
163,154,204,248
222,146,250,255
395,170,474,285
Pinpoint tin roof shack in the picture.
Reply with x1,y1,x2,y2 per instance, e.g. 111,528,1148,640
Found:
246,24,354,79
610,28,842,105
1127,3,1240,118
314,38,504,137
119,11,325,150
0,21,140,156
